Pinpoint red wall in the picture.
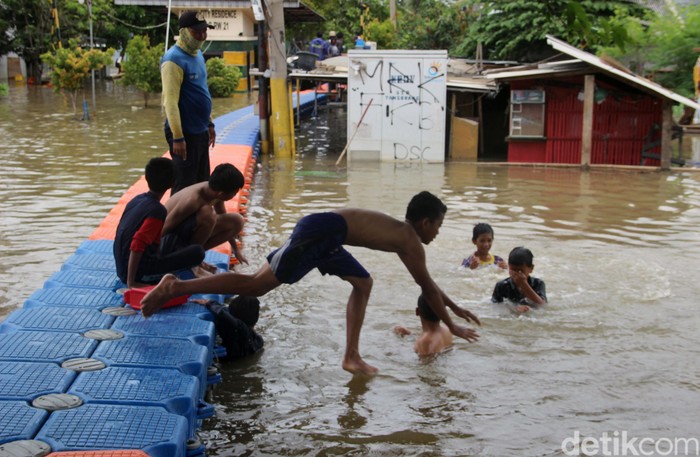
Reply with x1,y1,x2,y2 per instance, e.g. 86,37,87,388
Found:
507,78,663,165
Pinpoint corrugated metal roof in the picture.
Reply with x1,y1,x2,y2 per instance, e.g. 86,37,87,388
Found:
447,76,498,93
547,35,700,110
487,35,700,111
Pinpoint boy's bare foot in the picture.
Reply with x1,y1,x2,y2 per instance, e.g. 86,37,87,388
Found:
199,262,218,274
141,274,178,318
342,356,379,376
192,265,214,278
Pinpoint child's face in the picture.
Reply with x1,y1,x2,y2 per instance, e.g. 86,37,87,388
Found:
472,232,494,255
508,263,533,278
417,214,444,244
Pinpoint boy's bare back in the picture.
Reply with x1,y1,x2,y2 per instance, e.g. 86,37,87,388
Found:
163,182,210,234
334,208,420,254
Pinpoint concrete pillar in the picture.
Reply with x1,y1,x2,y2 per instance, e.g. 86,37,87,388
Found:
268,0,293,157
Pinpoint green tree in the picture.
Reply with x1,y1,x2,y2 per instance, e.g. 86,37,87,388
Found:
392,0,464,50
452,0,647,62
286,0,388,52
206,58,242,98
0,0,56,83
41,39,114,116
119,35,164,108
604,5,700,98
0,0,168,84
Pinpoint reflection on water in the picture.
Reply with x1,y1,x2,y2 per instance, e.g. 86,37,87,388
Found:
2,84,700,455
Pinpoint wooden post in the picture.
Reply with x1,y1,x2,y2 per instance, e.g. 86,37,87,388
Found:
448,92,456,160
268,0,293,157
581,74,595,169
660,101,673,170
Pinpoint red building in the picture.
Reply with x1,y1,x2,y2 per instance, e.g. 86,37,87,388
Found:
485,36,700,169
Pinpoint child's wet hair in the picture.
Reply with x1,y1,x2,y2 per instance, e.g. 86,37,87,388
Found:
472,222,494,241
416,295,440,323
405,191,447,223
227,295,261,328
508,246,534,267
209,163,244,194
145,157,175,193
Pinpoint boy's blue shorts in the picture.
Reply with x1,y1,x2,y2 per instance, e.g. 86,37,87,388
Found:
266,212,370,284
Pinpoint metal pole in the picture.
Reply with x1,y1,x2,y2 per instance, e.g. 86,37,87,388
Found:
88,0,96,111
165,0,172,51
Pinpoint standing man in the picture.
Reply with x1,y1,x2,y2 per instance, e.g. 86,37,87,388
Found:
308,31,328,61
162,11,216,194
327,31,340,58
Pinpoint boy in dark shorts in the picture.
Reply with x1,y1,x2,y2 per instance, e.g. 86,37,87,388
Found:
113,157,205,289
491,246,547,313
394,295,453,356
160,163,247,265
142,191,481,376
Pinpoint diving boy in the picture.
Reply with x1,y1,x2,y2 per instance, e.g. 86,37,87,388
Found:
141,191,481,376
113,157,205,289
491,246,547,313
462,222,507,270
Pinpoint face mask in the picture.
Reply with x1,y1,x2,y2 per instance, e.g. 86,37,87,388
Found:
178,27,204,54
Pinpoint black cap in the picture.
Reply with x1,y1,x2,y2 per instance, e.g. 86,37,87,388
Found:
178,11,213,31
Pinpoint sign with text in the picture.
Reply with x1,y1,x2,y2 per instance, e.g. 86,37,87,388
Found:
347,50,447,162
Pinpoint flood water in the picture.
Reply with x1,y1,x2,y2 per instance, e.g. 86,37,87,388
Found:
2,83,700,456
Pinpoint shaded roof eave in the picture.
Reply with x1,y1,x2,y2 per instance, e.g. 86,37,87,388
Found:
113,0,325,22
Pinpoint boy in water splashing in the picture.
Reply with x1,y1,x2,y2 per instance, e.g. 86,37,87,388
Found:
142,191,481,376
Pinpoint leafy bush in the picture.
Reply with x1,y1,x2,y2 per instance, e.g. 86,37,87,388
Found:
120,35,164,107
0,83,8,97
206,58,242,97
40,39,114,115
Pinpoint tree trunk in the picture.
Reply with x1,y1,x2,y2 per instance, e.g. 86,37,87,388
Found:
26,58,43,85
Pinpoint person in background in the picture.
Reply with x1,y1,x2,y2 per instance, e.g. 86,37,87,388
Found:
491,247,547,313
462,222,507,270
394,295,453,356
113,157,205,289
141,191,481,377
327,31,340,57
335,32,345,54
308,31,329,61
354,31,366,49
161,11,216,194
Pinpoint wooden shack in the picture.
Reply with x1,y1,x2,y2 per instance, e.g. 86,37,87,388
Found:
485,36,700,169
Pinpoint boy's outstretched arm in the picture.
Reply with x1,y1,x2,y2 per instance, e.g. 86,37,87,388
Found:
399,246,480,343
440,290,481,326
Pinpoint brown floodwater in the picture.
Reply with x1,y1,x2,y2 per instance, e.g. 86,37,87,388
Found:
2,82,700,456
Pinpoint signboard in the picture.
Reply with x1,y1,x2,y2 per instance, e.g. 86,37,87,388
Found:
347,50,448,162
250,0,265,21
